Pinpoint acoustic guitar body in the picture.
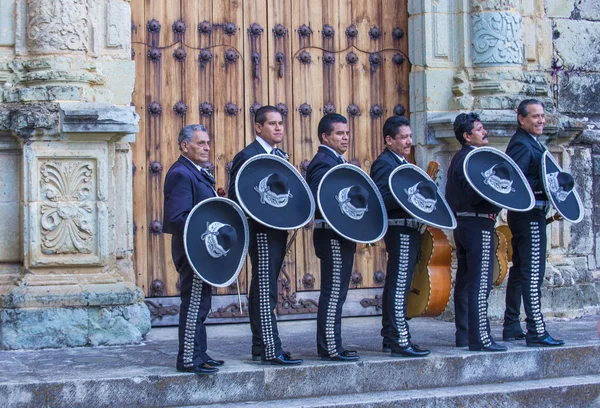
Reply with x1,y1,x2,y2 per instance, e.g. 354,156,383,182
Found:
406,227,452,318
492,229,509,286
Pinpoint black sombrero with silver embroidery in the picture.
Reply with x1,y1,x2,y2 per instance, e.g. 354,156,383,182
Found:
317,164,387,243
541,151,584,223
463,146,535,212
184,197,249,287
389,164,456,230
235,154,315,230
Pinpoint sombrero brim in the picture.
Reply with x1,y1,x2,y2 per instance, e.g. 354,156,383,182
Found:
464,146,535,212
541,151,584,223
235,154,315,230
184,197,249,287
389,164,457,230
317,164,388,243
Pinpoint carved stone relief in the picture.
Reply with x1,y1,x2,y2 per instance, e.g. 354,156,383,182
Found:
26,0,91,53
471,12,523,66
39,160,95,255
471,0,520,12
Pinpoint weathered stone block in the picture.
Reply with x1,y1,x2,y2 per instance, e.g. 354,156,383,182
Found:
97,61,135,105
0,203,20,262
545,0,575,18
88,303,151,346
554,20,600,71
579,0,600,21
558,72,600,114
0,0,15,47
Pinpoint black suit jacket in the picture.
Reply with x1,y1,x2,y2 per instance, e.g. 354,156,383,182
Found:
163,155,216,271
370,148,411,219
227,140,267,203
445,145,500,215
306,146,341,220
505,127,547,200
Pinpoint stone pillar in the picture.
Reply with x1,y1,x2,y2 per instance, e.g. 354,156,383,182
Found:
0,0,150,349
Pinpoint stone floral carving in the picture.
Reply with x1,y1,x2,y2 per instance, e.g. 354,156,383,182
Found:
471,12,523,66
40,161,94,254
471,0,520,12
26,0,91,52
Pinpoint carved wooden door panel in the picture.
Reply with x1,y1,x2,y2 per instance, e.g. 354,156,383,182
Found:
131,0,409,324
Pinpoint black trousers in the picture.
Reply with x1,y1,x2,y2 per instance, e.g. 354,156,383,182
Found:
381,225,421,348
248,222,288,359
453,217,495,347
314,229,356,357
504,209,548,339
176,263,213,369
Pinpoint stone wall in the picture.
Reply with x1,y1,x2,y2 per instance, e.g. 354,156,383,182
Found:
0,0,150,349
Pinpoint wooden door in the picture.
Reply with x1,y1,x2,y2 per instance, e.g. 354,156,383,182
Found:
131,0,410,325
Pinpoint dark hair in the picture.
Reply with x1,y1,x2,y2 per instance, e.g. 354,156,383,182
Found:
517,99,543,126
453,112,481,145
254,105,281,125
382,115,411,143
178,124,208,150
317,113,348,142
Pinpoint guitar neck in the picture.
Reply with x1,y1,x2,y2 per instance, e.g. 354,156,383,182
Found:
426,161,441,182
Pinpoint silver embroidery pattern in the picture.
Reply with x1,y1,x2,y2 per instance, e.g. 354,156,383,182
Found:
394,233,411,347
254,174,293,208
325,239,342,357
257,233,276,359
201,222,231,258
478,231,493,347
404,183,437,213
335,186,368,220
529,221,546,336
481,164,515,194
183,275,203,368
546,171,571,202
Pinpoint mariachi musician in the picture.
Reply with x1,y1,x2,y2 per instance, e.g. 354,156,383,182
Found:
306,113,387,362
229,106,314,365
370,116,431,357
503,99,572,347
446,113,534,352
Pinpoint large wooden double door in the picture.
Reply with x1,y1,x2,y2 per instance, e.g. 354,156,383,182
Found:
131,0,410,324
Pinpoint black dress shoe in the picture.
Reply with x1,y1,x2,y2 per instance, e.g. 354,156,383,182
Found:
526,334,565,347
502,329,526,342
261,354,303,366
342,349,358,355
206,359,225,367
252,351,292,362
320,351,360,362
469,343,508,352
391,344,430,358
382,342,391,352
177,363,219,374
456,340,468,348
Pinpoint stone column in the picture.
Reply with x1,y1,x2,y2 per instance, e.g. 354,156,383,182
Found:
0,0,150,349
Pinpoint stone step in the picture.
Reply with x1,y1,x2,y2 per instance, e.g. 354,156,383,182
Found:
2,342,599,407
208,374,600,407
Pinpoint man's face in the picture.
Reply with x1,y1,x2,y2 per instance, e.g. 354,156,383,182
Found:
181,130,210,166
518,103,545,137
464,120,488,147
386,125,412,158
255,111,284,147
322,122,350,155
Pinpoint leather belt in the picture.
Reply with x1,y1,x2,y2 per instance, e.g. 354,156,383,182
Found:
456,212,496,221
388,218,422,230
313,220,333,229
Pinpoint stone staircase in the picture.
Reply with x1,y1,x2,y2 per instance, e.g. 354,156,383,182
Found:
1,317,599,407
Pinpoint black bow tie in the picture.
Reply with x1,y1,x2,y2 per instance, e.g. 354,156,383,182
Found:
201,168,215,185
271,147,289,161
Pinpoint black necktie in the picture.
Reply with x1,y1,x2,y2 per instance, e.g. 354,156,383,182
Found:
337,155,346,164
201,168,215,186
271,147,289,161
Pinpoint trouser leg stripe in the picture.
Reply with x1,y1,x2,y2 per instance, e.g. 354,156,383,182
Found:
325,239,342,357
395,234,411,347
478,230,492,347
257,233,276,359
183,275,203,368
529,221,546,335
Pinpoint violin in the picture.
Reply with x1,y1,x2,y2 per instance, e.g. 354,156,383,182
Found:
406,161,452,318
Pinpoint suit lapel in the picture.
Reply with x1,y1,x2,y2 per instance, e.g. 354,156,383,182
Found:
250,139,267,155
385,148,405,166
177,156,215,192
318,145,339,163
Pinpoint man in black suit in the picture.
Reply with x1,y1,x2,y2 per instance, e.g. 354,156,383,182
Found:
503,99,564,347
163,124,223,374
370,116,430,358
446,113,506,352
228,106,303,365
306,113,360,362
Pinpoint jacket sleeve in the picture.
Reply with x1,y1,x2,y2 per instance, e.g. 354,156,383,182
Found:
454,158,486,206
227,150,249,203
164,170,194,235
370,159,401,211
506,140,537,191
307,160,331,199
